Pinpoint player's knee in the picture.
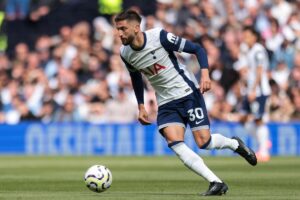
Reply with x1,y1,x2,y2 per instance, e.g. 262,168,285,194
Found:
198,136,212,149
194,130,211,149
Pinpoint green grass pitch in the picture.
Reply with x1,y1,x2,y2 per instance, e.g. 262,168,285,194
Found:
0,156,300,200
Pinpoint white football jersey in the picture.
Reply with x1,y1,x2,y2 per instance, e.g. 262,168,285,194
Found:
244,43,271,96
120,28,199,106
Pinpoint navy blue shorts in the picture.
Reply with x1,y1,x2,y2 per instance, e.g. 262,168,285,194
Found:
242,95,268,120
157,90,210,133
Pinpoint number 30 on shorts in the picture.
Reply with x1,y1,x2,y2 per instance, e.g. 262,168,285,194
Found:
187,108,204,121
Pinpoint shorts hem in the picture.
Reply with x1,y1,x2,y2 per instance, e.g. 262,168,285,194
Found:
158,123,186,130
191,125,210,131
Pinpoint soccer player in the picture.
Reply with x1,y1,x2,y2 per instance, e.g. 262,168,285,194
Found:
241,26,271,162
115,10,257,196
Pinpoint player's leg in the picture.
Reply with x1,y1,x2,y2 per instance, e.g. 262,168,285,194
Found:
189,90,257,166
162,126,222,183
161,126,228,196
192,128,257,166
259,95,271,161
255,120,271,162
157,98,227,196
192,128,238,151
252,95,271,162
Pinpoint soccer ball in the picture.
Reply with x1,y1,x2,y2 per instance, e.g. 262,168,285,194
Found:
84,165,112,193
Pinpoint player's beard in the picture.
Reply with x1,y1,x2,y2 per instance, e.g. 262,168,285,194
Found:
121,34,135,46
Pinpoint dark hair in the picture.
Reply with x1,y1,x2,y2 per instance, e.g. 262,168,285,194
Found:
269,17,279,29
243,25,260,41
114,10,142,23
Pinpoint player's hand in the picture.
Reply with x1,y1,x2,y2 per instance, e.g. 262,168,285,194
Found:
200,69,211,94
138,104,152,125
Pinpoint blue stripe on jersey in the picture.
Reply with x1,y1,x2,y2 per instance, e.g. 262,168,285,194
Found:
168,51,198,91
129,71,145,104
120,55,144,104
120,56,136,72
160,30,198,90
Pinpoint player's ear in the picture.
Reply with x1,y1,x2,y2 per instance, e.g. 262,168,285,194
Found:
133,22,140,33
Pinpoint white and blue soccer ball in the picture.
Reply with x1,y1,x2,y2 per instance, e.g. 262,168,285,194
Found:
84,165,112,193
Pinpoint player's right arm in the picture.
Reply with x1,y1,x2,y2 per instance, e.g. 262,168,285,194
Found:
120,56,151,125
137,104,151,125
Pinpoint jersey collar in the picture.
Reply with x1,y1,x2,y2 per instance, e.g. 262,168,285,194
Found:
130,32,146,51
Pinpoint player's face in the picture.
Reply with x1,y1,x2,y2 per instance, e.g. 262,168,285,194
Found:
243,30,255,47
116,20,137,45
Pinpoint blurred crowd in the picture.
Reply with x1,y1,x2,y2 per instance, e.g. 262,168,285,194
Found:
0,0,300,124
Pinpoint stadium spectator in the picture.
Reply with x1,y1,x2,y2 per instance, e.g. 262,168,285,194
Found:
270,0,293,26
14,42,29,64
105,87,137,123
0,0,299,129
265,79,294,122
291,93,300,121
265,18,284,53
52,93,81,122
271,61,290,91
5,0,30,20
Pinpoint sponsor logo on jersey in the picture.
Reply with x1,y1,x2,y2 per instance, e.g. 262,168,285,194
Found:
140,63,166,76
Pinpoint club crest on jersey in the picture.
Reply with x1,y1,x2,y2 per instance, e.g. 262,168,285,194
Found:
150,50,156,59
140,63,166,76
167,33,179,44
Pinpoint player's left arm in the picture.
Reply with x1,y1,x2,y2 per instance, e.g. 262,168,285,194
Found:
182,41,210,94
160,30,210,93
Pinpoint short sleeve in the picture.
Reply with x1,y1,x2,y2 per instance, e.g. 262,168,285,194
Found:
159,29,186,52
